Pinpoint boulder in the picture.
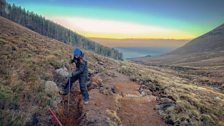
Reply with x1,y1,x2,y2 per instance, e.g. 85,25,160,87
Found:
45,81,59,96
45,81,61,107
213,96,221,101
55,67,69,77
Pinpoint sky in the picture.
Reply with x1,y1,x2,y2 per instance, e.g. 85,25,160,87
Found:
8,0,224,41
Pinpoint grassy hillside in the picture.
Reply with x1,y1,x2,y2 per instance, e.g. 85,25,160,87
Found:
119,62,224,126
0,16,72,125
0,16,119,125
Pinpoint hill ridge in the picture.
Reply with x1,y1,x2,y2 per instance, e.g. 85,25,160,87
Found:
131,23,224,65
167,23,224,55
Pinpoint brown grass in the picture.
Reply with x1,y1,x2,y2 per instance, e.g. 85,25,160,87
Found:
118,61,224,125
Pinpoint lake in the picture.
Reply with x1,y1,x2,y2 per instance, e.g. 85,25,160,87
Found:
113,46,177,59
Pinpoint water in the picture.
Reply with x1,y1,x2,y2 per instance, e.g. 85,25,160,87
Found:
113,46,177,59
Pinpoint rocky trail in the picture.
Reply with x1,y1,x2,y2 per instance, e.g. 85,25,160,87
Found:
55,70,166,126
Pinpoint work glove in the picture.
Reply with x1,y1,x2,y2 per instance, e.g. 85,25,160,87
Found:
68,72,73,78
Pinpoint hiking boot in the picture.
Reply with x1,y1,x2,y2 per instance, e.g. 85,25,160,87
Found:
84,100,89,105
59,91,67,95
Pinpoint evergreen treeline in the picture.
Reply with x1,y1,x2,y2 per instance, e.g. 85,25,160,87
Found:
0,0,123,60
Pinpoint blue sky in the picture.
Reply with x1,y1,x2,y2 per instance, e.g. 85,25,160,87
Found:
8,0,224,40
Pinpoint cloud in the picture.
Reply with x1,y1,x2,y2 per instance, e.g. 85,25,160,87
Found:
47,16,194,39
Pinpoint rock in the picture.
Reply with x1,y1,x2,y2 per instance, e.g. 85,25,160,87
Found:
165,118,175,125
156,105,163,110
158,110,166,117
45,81,59,96
55,67,69,77
98,61,104,65
111,86,119,94
121,65,127,70
156,103,175,110
221,84,224,87
145,90,152,95
88,69,94,75
99,84,118,95
139,85,152,96
91,76,103,88
165,105,175,111
106,71,116,78
79,109,109,126
220,84,224,90
160,98,174,104
99,87,109,95
45,81,61,107
98,78,103,84
140,91,146,96
52,98,61,107
130,75,136,81
213,96,221,101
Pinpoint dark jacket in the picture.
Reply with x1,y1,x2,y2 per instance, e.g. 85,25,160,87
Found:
71,56,88,77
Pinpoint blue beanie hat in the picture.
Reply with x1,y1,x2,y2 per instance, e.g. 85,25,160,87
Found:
73,48,82,57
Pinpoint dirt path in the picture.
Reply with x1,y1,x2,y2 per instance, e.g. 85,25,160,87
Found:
110,73,166,126
56,71,166,126
80,72,166,126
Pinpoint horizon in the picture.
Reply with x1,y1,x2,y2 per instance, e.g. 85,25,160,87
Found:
90,38,189,47
7,0,224,47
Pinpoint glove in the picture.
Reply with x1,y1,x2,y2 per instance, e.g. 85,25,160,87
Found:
68,72,73,78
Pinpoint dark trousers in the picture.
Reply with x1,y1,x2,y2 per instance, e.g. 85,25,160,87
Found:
64,74,89,101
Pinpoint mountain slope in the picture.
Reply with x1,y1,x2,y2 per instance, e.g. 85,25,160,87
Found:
0,16,166,126
132,23,224,66
170,24,224,55
0,0,122,60
0,16,78,125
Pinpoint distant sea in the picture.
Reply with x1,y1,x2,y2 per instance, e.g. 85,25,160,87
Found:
113,46,177,59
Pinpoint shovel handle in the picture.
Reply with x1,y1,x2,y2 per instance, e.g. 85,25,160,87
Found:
48,108,63,126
